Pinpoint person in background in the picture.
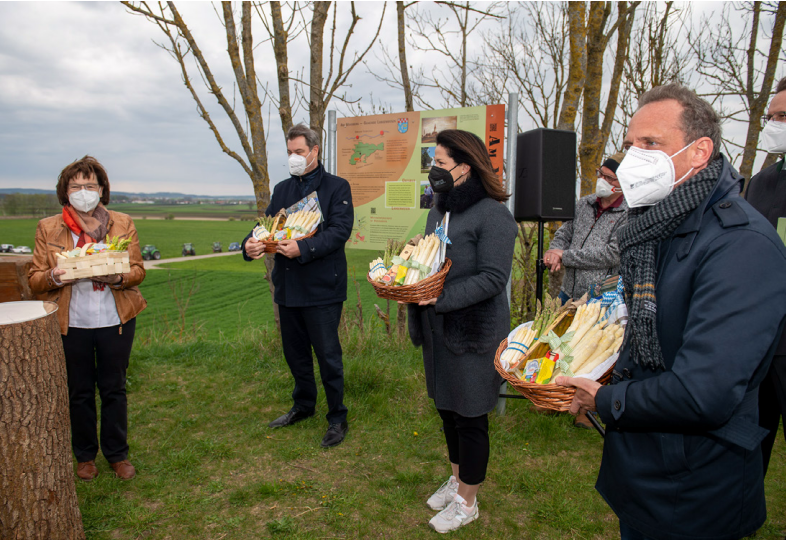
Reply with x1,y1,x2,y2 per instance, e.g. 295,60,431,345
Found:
558,84,785,539
28,156,147,481
745,76,785,477
242,123,354,448
408,129,517,534
544,152,628,304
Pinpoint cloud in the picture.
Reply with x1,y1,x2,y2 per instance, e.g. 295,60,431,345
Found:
0,1,779,200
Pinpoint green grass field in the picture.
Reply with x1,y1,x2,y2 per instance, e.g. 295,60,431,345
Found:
106,202,259,220
1,218,266,260
76,324,786,540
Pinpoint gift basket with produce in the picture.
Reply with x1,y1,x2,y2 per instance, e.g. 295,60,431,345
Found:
367,215,452,303
56,235,132,281
251,191,323,253
494,278,627,411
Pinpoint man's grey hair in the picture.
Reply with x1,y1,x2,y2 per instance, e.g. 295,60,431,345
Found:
638,84,722,161
287,123,320,151
775,77,786,95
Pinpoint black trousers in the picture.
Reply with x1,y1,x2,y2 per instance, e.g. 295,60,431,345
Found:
759,354,785,476
278,303,347,424
61,319,136,463
437,408,489,485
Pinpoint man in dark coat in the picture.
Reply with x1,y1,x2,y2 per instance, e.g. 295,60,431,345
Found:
558,84,786,539
243,124,354,448
744,76,785,476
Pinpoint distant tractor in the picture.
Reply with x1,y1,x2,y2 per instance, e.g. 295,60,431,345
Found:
182,243,196,257
212,241,222,253
141,245,161,260
228,242,241,252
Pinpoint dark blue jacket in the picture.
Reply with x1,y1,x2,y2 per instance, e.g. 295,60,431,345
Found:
595,155,786,539
242,162,354,307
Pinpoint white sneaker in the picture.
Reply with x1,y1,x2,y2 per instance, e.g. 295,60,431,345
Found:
426,475,459,510
428,494,479,533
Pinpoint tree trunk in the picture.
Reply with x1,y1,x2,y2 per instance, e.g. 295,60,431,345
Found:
397,303,407,342
0,301,85,540
557,2,586,131
262,255,280,332
397,1,414,112
270,1,294,138
578,2,611,196
740,1,785,186
309,2,330,144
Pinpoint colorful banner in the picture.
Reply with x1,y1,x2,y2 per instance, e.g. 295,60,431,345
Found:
337,104,505,250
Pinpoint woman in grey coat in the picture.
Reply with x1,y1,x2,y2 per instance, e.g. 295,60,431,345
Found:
407,130,518,533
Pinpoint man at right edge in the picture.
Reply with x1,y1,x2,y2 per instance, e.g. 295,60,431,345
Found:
745,76,786,477
558,84,786,539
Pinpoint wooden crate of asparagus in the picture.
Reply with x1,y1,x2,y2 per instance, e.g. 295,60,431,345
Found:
495,294,625,411
56,237,131,281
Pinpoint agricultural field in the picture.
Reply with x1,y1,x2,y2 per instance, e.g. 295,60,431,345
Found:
136,248,386,341
106,202,259,220
0,218,258,260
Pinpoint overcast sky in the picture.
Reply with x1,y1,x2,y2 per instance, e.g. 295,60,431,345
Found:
0,1,780,197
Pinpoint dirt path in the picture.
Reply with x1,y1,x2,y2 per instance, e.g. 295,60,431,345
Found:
143,250,241,270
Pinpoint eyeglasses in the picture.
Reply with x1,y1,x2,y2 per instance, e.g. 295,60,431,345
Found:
761,111,786,127
67,183,100,193
596,168,618,183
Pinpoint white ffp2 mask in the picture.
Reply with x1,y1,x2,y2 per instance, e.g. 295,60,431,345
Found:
616,141,696,208
69,189,101,213
595,178,620,198
288,150,315,177
761,120,786,154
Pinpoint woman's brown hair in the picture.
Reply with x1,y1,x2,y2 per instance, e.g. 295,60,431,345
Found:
56,155,111,206
434,129,509,202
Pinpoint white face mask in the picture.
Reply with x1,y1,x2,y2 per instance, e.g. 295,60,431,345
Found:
761,120,786,154
288,149,315,177
595,177,620,198
616,140,696,208
69,188,101,213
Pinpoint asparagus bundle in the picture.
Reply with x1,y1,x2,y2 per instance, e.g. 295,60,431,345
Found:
284,210,321,235
383,239,405,268
252,215,275,241
403,234,441,285
501,324,539,372
369,257,387,281
530,293,563,337
381,237,420,285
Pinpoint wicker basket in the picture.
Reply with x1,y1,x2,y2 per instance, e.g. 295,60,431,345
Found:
367,259,452,303
57,251,130,281
262,229,317,253
494,312,615,412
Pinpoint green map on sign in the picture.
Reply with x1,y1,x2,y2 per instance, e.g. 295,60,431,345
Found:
349,142,384,165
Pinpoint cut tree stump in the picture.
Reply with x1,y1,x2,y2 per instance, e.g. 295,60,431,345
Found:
0,301,85,540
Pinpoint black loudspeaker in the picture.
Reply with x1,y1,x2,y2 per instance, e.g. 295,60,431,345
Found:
514,128,577,221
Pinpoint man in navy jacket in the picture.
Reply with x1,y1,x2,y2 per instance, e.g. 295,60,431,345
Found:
243,124,354,448
558,85,785,539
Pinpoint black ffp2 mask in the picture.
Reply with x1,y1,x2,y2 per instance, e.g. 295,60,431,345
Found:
428,164,461,193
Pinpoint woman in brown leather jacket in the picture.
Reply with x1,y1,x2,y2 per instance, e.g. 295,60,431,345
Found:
28,156,146,481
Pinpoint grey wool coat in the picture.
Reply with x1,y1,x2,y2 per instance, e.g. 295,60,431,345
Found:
408,177,518,417
549,194,628,299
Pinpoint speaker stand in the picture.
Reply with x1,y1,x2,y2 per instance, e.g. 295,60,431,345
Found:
535,219,546,305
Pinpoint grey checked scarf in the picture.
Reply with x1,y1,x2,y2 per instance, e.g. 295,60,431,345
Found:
618,157,722,370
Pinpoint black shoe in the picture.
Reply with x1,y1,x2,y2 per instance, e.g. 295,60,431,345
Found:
268,408,315,428
320,422,349,448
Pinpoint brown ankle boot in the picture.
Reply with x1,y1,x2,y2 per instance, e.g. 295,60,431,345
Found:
77,460,98,481
110,459,136,480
